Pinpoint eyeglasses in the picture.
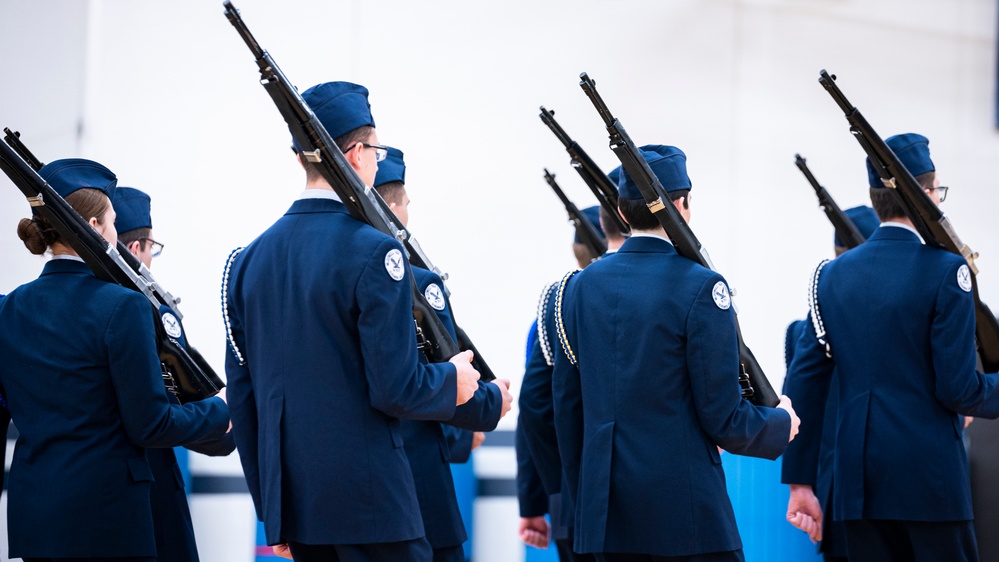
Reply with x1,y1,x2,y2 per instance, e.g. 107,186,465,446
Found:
927,186,949,202
137,237,165,258
344,142,388,162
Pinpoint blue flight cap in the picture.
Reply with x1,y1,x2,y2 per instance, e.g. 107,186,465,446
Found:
607,165,622,187
112,187,152,234
834,205,880,247
866,133,934,188
38,158,117,201
373,146,405,188
293,81,376,152
574,205,606,244
617,145,691,200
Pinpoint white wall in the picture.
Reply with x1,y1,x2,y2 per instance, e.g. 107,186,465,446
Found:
1,1,997,561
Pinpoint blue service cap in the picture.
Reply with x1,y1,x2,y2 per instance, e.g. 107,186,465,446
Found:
574,205,606,244
866,133,934,188
38,158,117,201
373,146,405,188
607,165,622,187
292,81,376,152
617,145,691,200
112,187,152,234
834,205,880,247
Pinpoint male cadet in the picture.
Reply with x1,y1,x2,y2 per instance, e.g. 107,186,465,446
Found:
371,146,513,562
223,81,481,562
518,202,625,561
552,145,798,561
783,133,999,562
782,205,880,562
112,186,236,562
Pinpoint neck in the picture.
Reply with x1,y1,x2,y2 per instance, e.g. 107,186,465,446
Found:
50,241,78,257
606,237,626,251
886,216,914,229
304,177,335,191
631,226,669,240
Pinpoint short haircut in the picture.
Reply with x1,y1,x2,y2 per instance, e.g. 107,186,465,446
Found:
599,206,625,241
870,171,935,221
118,227,152,248
300,125,375,183
618,189,689,231
374,181,406,206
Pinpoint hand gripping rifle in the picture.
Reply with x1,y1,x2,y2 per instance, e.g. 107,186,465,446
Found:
0,129,224,403
794,154,866,250
818,70,999,372
539,107,630,236
543,168,607,260
577,72,779,407
222,1,494,380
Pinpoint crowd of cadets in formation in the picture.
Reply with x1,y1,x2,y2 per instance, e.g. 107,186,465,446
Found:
0,78,995,562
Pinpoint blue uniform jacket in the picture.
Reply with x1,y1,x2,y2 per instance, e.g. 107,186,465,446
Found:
223,197,458,546
552,236,791,556
781,319,847,557
401,266,502,549
784,225,999,522
0,259,229,559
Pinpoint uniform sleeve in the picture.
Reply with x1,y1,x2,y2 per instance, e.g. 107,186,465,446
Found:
519,333,563,496
447,381,502,431
931,261,999,417
0,407,8,497
552,278,585,506
105,293,230,450
516,422,549,518
442,425,473,464
781,310,835,485
358,240,457,421
686,275,790,460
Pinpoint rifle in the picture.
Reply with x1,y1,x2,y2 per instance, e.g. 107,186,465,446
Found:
794,154,866,249
543,168,607,260
539,107,630,235
0,130,224,403
222,1,495,380
577,72,779,408
818,69,999,373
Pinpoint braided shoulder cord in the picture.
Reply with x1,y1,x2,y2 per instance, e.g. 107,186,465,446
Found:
554,269,582,366
222,246,247,366
808,259,832,359
536,281,559,367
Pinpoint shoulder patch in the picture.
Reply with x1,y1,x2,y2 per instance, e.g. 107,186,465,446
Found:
384,249,405,281
424,283,446,311
957,264,972,293
711,281,731,310
161,311,183,339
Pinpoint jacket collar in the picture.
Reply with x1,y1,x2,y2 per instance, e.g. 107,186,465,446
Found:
285,197,350,216
40,258,94,277
618,235,678,255
867,224,923,244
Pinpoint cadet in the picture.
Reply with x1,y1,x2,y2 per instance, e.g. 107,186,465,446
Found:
371,146,512,562
782,205,879,562
222,81,480,562
112,186,236,562
518,200,625,561
0,158,230,561
783,133,999,562
552,145,798,561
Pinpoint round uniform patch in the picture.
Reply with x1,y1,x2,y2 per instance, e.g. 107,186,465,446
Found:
711,281,731,310
161,312,183,339
957,264,973,293
424,283,446,311
384,249,405,281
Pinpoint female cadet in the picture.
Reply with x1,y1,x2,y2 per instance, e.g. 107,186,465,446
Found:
0,158,230,562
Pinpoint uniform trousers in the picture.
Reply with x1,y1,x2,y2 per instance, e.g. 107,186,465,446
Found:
288,537,433,562
595,550,744,562
556,535,597,562
843,520,977,562
432,544,465,562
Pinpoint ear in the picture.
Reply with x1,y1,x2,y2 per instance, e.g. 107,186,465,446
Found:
127,240,141,254
87,216,101,229
672,196,686,212
617,207,630,226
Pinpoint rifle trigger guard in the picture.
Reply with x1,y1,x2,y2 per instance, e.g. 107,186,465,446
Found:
303,149,322,163
26,194,44,207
